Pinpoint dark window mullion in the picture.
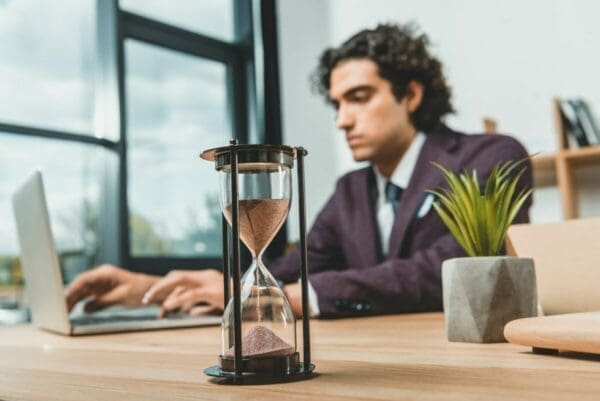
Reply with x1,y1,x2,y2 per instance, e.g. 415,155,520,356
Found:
129,257,224,275
115,4,130,268
96,0,126,267
0,122,119,151
228,55,249,144
253,0,287,260
120,10,241,63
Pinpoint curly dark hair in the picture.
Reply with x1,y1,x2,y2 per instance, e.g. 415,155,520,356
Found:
313,23,454,133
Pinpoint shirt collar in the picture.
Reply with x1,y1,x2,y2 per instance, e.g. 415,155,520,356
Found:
373,131,426,201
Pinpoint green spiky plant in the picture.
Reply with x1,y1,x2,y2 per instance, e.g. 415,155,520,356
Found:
428,159,533,257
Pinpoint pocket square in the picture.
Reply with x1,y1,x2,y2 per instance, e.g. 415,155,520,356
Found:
416,193,435,219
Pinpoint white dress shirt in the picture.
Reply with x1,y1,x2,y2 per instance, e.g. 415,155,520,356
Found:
373,132,426,255
305,132,426,317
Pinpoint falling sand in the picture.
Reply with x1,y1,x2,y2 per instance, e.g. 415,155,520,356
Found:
226,325,294,358
224,199,289,256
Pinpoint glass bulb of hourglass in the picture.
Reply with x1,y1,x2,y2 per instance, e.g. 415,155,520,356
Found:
222,198,289,259
219,163,296,360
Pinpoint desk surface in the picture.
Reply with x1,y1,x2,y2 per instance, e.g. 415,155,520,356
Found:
1,313,600,401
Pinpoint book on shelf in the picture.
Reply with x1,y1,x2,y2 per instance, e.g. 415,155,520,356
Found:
573,99,600,145
558,98,600,148
559,99,588,147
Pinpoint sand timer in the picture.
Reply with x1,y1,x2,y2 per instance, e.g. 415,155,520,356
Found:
200,141,315,384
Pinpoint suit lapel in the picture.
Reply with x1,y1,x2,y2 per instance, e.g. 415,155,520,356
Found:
387,126,458,259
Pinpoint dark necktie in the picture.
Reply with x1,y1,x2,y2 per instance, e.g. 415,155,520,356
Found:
385,181,403,214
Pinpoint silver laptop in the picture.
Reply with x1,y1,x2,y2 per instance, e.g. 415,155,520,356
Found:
12,171,221,335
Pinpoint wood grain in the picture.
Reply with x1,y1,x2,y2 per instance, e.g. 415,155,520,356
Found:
1,313,600,400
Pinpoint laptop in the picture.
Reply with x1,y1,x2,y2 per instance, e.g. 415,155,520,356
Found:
12,171,221,335
506,218,600,316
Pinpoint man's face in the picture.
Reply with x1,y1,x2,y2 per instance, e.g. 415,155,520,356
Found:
329,58,416,163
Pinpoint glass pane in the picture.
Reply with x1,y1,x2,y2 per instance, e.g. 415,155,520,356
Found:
120,0,234,42
125,40,230,257
0,133,109,303
0,0,95,133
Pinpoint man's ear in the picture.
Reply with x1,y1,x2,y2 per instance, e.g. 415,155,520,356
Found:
406,81,424,113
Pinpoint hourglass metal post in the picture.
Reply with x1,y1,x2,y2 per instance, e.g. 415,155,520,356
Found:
221,216,229,303
296,147,311,369
229,140,243,380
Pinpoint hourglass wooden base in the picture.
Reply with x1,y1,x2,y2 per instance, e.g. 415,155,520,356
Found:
204,357,315,385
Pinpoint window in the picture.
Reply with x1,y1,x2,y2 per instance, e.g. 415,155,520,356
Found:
0,0,102,295
120,0,234,41
125,41,229,257
117,0,262,273
0,0,282,302
0,0,95,133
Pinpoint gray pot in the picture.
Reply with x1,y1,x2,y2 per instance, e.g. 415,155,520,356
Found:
442,256,537,343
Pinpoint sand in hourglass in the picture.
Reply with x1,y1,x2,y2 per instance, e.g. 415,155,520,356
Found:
224,199,290,256
224,199,292,358
226,325,294,358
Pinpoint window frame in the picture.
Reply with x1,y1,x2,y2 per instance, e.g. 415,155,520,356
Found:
109,0,284,275
0,0,284,278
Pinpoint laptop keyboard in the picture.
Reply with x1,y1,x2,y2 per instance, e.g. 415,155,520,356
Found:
70,311,190,326
71,314,155,326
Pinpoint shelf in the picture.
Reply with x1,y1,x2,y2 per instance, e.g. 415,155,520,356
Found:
562,145,600,165
531,146,600,188
530,99,600,219
531,153,556,171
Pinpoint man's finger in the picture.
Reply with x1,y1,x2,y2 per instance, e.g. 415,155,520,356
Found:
163,288,206,311
65,270,112,311
143,274,192,305
159,288,207,317
156,286,185,318
83,286,127,313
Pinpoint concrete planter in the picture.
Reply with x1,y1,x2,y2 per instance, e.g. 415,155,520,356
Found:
442,256,537,343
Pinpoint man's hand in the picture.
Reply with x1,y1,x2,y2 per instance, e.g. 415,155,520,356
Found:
65,264,160,313
142,269,224,317
283,282,304,318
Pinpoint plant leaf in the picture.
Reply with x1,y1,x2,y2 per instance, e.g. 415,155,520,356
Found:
428,159,532,257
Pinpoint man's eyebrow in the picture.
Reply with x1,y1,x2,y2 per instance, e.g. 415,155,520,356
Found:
343,85,375,98
329,85,375,105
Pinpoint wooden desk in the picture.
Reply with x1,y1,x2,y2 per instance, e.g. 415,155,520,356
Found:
1,313,599,400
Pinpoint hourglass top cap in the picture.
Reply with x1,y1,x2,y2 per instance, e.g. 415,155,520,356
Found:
200,144,307,171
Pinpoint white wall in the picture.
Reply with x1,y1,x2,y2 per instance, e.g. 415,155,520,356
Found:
276,0,341,240
278,0,600,240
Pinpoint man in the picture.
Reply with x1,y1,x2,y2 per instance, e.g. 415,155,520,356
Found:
66,23,532,318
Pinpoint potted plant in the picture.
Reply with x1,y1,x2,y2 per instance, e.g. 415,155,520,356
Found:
429,160,537,343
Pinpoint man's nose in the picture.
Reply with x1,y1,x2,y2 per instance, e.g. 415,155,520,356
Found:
336,106,354,130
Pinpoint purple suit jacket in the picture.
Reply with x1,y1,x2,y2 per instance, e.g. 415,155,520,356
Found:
270,124,532,318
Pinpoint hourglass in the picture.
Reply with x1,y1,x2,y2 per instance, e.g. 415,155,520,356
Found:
200,141,315,384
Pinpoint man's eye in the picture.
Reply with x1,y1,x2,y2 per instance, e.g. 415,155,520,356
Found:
351,93,370,103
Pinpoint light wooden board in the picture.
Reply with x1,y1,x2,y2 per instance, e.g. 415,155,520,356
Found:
505,312,600,355
506,218,600,315
1,313,600,400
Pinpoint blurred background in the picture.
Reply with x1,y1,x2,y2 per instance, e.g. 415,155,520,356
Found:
1,0,599,323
